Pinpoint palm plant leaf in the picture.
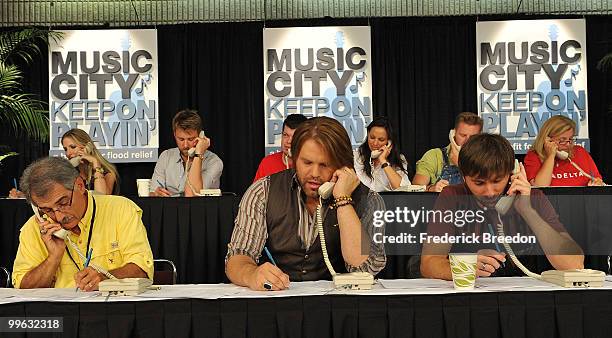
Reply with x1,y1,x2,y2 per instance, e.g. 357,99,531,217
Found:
0,29,62,64
0,28,61,142
0,63,23,94
0,93,48,141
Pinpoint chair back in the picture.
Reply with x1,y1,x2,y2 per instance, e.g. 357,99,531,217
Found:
0,267,10,288
153,259,177,285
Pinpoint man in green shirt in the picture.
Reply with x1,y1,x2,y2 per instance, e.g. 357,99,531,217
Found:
413,112,483,192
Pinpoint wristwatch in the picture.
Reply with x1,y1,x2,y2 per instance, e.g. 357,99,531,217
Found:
381,162,390,169
194,153,205,159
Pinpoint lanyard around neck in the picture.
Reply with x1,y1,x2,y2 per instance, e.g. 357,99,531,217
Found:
65,197,96,271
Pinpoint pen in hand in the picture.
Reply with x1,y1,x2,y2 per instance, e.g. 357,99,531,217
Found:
76,248,93,292
263,246,277,266
84,248,93,268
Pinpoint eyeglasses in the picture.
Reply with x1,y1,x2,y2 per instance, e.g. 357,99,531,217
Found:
553,137,576,145
37,180,76,215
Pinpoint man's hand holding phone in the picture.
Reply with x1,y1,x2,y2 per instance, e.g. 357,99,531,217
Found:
36,215,67,259
331,167,360,199
194,133,211,157
507,162,532,216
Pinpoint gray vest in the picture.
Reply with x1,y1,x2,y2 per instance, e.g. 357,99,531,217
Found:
265,169,369,281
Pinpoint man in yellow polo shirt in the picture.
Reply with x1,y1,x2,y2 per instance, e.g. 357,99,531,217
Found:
12,157,154,290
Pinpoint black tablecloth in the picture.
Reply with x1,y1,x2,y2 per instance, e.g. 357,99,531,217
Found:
1,187,611,283
1,290,612,338
0,195,238,284
378,187,612,278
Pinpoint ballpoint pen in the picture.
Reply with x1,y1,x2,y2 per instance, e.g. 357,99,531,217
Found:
84,248,93,268
263,246,277,266
76,248,94,292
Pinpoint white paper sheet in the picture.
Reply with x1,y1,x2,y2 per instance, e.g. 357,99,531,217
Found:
2,277,612,304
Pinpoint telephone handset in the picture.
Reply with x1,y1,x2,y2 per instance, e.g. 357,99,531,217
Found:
318,182,335,199
449,129,460,151
30,204,69,239
316,182,374,290
68,143,94,167
494,159,521,215
371,141,392,160
556,150,569,160
187,131,206,158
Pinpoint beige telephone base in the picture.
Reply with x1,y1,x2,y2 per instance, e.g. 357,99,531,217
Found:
540,269,605,288
394,185,426,192
99,278,153,296
333,272,374,290
199,189,222,196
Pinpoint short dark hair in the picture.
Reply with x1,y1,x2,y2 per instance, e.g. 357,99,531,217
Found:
291,117,353,170
458,133,514,179
172,109,202,132
282,114,308,130
455,112,483,130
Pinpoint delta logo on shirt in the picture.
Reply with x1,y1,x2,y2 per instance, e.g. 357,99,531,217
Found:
551,170,585,179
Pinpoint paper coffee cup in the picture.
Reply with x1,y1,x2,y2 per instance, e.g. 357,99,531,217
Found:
136,179,151,197
449,253,477,290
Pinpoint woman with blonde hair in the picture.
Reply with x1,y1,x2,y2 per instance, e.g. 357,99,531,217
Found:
524,115,603,187
60,128,120,194
9,128,120,197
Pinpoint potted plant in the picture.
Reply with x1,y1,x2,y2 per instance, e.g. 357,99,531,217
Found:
0,28,62,177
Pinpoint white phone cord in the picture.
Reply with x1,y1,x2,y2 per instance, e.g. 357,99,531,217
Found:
317,198,337,276
66,237,116,280
496,213,541,280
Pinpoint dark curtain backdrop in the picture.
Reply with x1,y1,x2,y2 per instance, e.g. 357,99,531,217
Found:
1,16,611,196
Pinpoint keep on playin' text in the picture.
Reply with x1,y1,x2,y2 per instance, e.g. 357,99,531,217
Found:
479,40,586,138
49,50,156,147
266,47,371,143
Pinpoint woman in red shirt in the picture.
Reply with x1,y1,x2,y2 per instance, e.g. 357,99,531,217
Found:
524,115,604,187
